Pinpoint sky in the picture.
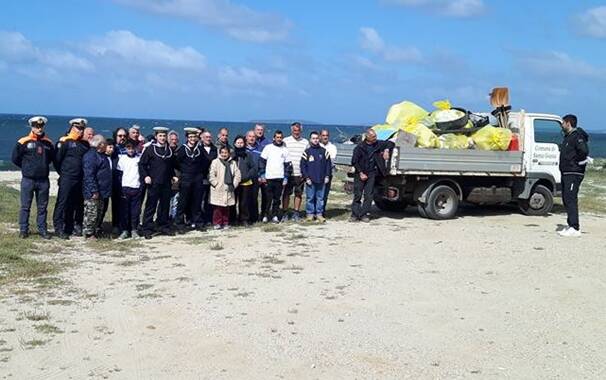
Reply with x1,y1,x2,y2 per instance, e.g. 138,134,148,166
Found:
0,0,605,130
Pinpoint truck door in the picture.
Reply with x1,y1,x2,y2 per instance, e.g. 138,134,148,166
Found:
528,118,561,185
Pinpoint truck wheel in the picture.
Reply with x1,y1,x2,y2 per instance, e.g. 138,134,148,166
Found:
374,197,408,212
417,204,428,218
518,185,553,216
424,185,459,220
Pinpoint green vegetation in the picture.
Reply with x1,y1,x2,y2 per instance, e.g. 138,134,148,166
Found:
578,160,606,214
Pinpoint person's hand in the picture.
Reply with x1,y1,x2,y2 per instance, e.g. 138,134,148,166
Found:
91,192,99,200
144,176,152,185
306,178,312,186
360,172,368,181
172,176,179,184
324,176,330,184
382,149,390,160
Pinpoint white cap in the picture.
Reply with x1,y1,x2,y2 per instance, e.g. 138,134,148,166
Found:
28,116,48,127
69,118,88,127
153,127,169,134
131,124,141,130
184,127,200,135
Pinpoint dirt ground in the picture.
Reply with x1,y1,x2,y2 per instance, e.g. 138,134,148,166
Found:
1,200,605,379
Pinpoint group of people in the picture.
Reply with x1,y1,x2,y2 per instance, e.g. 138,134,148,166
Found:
12,117,339,240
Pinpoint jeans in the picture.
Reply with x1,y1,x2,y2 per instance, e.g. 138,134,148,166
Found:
351,173,376,218
120,187,142,233
562,174,583,230
305,183,326,216
19,177,50,234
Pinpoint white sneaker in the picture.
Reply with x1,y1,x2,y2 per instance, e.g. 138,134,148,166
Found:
558,227,581,237
262,216,269,223
272,216,280,224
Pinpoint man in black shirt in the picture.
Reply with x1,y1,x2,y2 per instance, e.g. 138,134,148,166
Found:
11,116,55,239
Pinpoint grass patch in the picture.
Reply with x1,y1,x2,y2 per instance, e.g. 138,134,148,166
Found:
262,224,283,233
21,338,48,349
87,239,142,253
22,310,50,321
0,233,58,286
34,323,64,334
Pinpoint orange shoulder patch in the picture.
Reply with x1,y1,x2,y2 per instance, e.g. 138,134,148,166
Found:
17,136,31,145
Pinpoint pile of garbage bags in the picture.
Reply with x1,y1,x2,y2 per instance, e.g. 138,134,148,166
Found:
372,100,514,151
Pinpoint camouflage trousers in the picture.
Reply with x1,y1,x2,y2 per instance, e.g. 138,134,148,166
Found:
83,198,104,237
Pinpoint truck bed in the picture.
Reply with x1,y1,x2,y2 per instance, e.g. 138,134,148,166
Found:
335,144,524,176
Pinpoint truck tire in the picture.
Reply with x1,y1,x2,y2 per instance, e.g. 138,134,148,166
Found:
424,185,459,220
374,196,408,212
518,185,553,216
417,204,428,218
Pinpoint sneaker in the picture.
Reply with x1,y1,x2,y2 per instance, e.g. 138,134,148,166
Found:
73,225,83,237
223,225,231,230
144,234,152,240
305,215,315,223
281,214,289,223
111,226,121,236
272,216,280,224
558,227,581,237
85,234,97,240
349,216,359,223
262,216,269,223
213,224,222,230
131,231,141,239
316,215,326,223
58,232,70,240
118,231,131,240
360,216,371,223
292,212,301,222
19,231,29,239
39,232,51,240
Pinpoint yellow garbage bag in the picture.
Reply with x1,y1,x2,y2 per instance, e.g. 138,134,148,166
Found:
471,126,512,151
432,99,451,110
403,123,439,148
439,134,471,149
385,101,429,130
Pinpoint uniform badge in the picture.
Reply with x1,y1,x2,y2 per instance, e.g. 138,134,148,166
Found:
27,142,35,149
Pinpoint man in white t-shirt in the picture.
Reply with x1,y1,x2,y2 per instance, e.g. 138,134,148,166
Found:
259,130,292,223
320,129,338,216
282,122,309,221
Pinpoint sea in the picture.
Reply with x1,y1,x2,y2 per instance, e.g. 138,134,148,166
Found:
1,113,605,168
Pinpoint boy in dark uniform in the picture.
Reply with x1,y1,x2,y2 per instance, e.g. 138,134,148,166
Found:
139,127,178,239
52,118,89,239
11,116,55,239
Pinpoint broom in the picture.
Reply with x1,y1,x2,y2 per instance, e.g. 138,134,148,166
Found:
490,87,511,129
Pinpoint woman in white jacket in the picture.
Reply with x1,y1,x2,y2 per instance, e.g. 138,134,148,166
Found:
209,146,241,229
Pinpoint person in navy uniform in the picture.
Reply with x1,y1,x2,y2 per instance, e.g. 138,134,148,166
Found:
11,116,55,239
139,127,178,239
52,118,89,239
174,128,208,232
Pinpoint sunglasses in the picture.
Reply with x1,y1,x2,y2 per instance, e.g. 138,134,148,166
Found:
117,134,127,137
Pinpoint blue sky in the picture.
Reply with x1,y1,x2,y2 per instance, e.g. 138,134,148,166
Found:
1,0,605,129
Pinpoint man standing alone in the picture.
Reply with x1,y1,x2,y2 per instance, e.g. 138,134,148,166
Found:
12,116,54,239
558,114,590,237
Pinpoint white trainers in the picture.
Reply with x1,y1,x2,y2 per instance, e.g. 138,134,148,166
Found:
558,227,581,237
272,216,280,224
262,216,269,223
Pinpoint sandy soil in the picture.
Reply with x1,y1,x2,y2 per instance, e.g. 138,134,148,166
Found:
1,173,605,379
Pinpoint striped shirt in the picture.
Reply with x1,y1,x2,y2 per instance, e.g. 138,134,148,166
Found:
284,136,309,176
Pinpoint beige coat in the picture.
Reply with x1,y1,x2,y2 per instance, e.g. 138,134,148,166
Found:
209,158,241,207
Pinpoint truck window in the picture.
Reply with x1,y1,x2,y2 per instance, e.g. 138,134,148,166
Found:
533,119,561,144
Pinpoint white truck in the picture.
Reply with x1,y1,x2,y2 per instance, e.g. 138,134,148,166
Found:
334,111,562,220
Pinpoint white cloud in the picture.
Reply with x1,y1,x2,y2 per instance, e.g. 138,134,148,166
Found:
384,0,485,18
113,0,292,43
517,51,606,81
576,6,606,38
0,31,94,71
218,66,288,88
359,27,422,63
88,30,206,70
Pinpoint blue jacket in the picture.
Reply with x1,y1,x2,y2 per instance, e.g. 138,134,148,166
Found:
300,144,332,184
83,149,112,199
257,136,270,152
246,144,262,170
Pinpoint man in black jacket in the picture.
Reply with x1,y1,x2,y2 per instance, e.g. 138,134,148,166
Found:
139,127,178,239
52,118,89,239
200,130,218,226
350,128,394,222
11,116,55,239
175,128,208,232
558,114,590,237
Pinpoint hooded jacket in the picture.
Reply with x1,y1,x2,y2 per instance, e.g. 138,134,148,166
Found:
559,128,590,175
12,132,55,179
83,148,112,199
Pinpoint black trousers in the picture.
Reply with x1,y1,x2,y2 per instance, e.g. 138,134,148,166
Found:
201,183,212,224
351,173,376,218
53,177,83,234
120,187,142,232
176,179,203,227
142,183,172,234
111,182,122,230
265,179,284,219
562,174,584,230
255,180,269,220
323,175,333,215
19,177,50,234
236,184,255,223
